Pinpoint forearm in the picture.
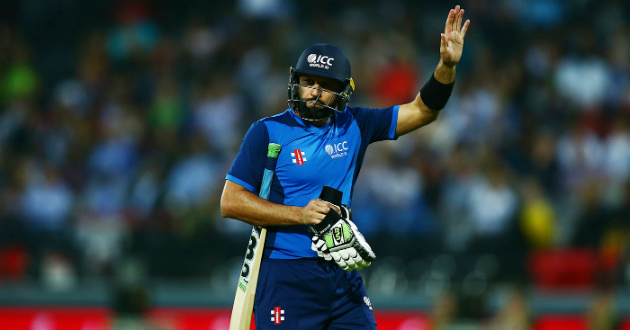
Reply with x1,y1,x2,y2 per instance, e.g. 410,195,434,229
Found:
395,60,456,136
220,181,302,227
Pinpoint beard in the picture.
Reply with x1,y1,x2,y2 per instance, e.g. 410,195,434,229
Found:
295,102,335,122
309,106,330,119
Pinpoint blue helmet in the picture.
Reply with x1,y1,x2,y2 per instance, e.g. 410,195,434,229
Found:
288,44,355,121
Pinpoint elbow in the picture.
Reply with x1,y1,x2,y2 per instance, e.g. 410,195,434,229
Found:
428,109,440,123
419,107,440,127
220,193,237,219
220,181,256,222
220,201,235,219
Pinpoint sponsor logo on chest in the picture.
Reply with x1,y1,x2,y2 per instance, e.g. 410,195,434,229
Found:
290,141,349,166
325,141,349,159
291,149,307,165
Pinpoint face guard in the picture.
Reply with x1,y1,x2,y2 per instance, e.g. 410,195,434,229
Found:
287,43,355,122
287,71,355,122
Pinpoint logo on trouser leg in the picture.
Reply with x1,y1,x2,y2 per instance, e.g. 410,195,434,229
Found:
364,296,373,310
271,306,285,324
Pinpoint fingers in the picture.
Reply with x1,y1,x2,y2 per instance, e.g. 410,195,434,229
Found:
445,5,460,32
315,238,327,252
445,5,469,37
315,200,342,216
312,235,333,260
330,248,368,271
311,199,332,211
345,257,357,268
326,202,341,215
302,199,335,224
445,9,454,33
332,252,346,268
461,19,470,38
454,5,466,32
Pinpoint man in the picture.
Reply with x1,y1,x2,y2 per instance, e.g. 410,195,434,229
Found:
221,6,470,329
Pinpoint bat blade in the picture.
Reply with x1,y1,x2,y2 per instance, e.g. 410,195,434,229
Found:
229,143,281,330
229,225,266,330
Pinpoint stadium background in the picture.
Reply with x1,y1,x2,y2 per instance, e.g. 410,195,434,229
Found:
0,0,629,329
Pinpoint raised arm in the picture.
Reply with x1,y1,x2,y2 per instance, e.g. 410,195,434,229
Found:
396,5,470,137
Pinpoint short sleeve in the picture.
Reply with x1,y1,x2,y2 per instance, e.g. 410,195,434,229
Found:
347,105,398,143
226,120,270,194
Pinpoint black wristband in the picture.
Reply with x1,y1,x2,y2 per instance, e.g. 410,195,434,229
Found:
420,74,454,110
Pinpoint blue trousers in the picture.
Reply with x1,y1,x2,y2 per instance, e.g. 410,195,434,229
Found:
254,258,377,329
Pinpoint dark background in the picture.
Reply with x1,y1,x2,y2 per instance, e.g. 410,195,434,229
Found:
0,0,629,326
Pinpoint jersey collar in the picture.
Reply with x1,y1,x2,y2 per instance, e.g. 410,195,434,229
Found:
289,108,334,133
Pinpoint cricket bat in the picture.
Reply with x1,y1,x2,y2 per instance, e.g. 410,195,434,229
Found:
229,143,282,330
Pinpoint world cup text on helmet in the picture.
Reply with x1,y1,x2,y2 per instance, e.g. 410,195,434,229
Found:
288,44,355,122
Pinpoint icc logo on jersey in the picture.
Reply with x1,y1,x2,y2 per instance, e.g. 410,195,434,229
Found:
325,141,348,159
307,54,334,69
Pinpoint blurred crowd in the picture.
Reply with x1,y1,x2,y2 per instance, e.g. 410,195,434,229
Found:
0,0,629,296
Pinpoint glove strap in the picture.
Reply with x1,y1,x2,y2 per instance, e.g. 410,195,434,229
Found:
319,185,342,206
311,185,344,235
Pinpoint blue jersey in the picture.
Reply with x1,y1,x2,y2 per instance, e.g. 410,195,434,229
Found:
226,106,399,259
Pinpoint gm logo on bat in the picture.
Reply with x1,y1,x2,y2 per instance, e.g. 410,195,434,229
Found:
307,54,334,69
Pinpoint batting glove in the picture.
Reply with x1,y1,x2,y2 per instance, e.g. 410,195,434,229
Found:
311,235,333,261
309,205,376,271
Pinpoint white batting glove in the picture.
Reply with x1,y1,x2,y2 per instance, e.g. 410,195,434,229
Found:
311,235,333,261
309,205,376,271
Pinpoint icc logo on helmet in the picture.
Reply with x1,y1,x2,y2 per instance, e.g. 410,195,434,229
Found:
307,54,335,67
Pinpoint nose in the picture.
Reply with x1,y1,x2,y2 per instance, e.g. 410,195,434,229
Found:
307,85,322,98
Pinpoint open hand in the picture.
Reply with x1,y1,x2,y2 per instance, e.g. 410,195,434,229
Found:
440,5,470,68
